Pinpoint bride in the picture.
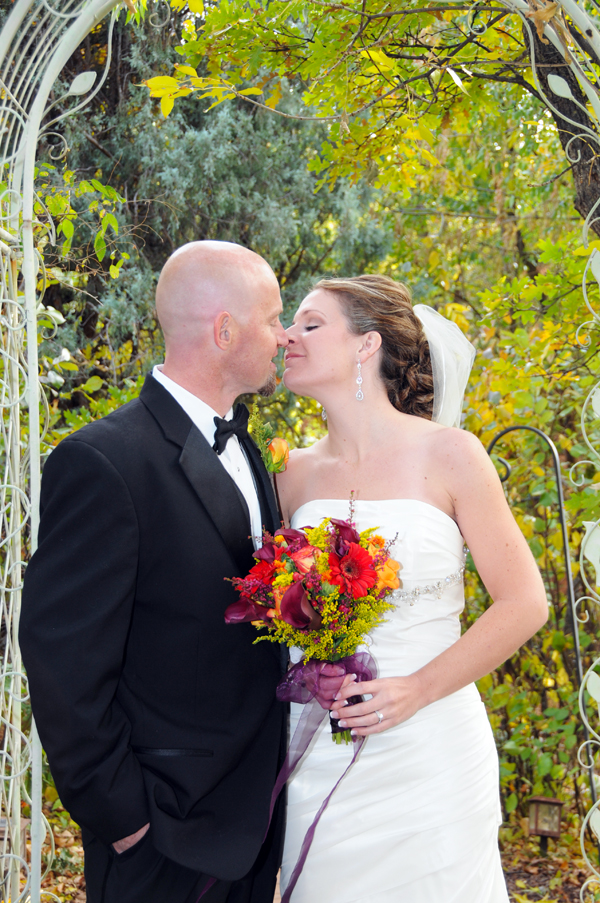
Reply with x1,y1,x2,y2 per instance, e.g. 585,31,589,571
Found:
276,275,548,903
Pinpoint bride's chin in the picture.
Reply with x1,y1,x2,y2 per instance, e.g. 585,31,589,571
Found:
282,371,301,392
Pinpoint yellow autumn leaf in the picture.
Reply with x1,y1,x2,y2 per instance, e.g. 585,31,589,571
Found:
145,76,179,96
265,83,283,109
146,76,179,89
175,65,198,77
360,49,395,72
446,67,469,95
420,146,440,167
187,0,204,12
574,239,600,256
417,123,436,146
161,94,175,117
205,93,236,111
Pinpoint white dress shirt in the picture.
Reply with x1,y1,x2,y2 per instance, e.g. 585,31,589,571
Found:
152,366,263,548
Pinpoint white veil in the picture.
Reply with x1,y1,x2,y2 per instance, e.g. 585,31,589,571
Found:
413,304,476,429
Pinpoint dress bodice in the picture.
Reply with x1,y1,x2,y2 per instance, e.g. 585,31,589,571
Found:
290,498,467,678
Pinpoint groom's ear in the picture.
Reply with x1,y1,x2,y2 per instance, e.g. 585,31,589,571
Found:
214,311,234,350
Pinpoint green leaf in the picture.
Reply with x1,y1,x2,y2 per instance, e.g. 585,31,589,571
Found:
102,212,119,235
537,753,553,777
94,232,107,261
59,218,74,240
81,376,104,393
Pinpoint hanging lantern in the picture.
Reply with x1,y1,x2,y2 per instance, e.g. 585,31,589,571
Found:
528,796,563,855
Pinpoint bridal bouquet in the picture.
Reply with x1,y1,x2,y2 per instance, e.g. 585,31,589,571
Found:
224,513,401,742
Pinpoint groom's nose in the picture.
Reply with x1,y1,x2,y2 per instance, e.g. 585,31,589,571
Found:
276,322,289,347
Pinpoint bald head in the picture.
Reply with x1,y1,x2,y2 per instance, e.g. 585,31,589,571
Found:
155,241,286,410
155,240,277,344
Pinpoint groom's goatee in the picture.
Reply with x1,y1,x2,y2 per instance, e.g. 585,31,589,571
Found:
258,374,277,397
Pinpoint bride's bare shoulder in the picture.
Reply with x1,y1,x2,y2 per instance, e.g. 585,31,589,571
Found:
424,423,498,491
423,421,482,452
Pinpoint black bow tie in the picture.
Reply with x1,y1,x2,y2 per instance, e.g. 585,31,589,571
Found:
213,403,250,455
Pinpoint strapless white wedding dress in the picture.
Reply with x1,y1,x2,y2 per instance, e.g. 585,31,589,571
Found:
281,499,509,903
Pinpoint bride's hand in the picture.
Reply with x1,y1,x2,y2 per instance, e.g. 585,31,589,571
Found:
330,674,427,736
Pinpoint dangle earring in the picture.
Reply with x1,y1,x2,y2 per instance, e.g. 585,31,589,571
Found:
355,358,364,401
321,406,328,422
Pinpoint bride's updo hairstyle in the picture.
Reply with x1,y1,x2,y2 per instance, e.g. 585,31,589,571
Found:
313,274,435,420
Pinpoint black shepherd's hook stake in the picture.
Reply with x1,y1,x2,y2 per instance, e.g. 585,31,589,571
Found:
486,425,598,814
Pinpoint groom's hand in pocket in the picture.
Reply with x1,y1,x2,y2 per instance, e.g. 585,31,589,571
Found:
112,822,150,854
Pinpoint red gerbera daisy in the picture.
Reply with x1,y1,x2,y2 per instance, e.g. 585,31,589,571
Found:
328,542,377,599
250,559,277,584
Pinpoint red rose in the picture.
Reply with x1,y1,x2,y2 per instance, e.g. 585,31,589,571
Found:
289,544,319,574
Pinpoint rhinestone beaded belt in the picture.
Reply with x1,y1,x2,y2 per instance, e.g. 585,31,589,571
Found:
389,564,466,606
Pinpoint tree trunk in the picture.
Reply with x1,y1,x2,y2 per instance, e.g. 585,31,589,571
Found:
530,28,600,237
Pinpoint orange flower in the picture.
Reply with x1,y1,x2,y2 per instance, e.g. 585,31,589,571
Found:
267,584,287,618
366,535,386,557
266,437,289,473
375,557,402,594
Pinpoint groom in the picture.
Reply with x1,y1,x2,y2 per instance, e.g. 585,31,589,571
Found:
20,241,289,903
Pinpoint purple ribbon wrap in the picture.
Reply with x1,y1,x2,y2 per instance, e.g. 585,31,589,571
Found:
197,652,376,903
269,652,376,903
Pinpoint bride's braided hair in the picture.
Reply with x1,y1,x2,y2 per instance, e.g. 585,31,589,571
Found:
313,274,435,420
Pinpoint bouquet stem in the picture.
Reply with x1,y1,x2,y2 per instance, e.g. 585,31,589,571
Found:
329,695,363,745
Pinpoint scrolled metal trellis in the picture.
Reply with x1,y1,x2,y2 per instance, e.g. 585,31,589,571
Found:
487,427,600,876
0,0,599,899
0,1,122,900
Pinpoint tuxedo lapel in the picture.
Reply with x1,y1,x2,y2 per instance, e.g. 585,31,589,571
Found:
179,429,254,576
242,438,282,535
140,375,254,575
241,436,287,675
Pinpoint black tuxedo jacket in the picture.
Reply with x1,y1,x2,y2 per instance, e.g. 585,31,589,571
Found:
20,375,286,880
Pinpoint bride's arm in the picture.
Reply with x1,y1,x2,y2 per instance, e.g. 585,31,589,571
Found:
331,430,549,736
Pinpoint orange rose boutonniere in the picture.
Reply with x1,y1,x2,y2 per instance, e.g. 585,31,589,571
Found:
248,403,289,474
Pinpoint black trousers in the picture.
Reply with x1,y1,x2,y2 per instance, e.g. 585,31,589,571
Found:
82,802,284,903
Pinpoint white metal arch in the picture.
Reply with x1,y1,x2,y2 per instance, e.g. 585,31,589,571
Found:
0,2,120,900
